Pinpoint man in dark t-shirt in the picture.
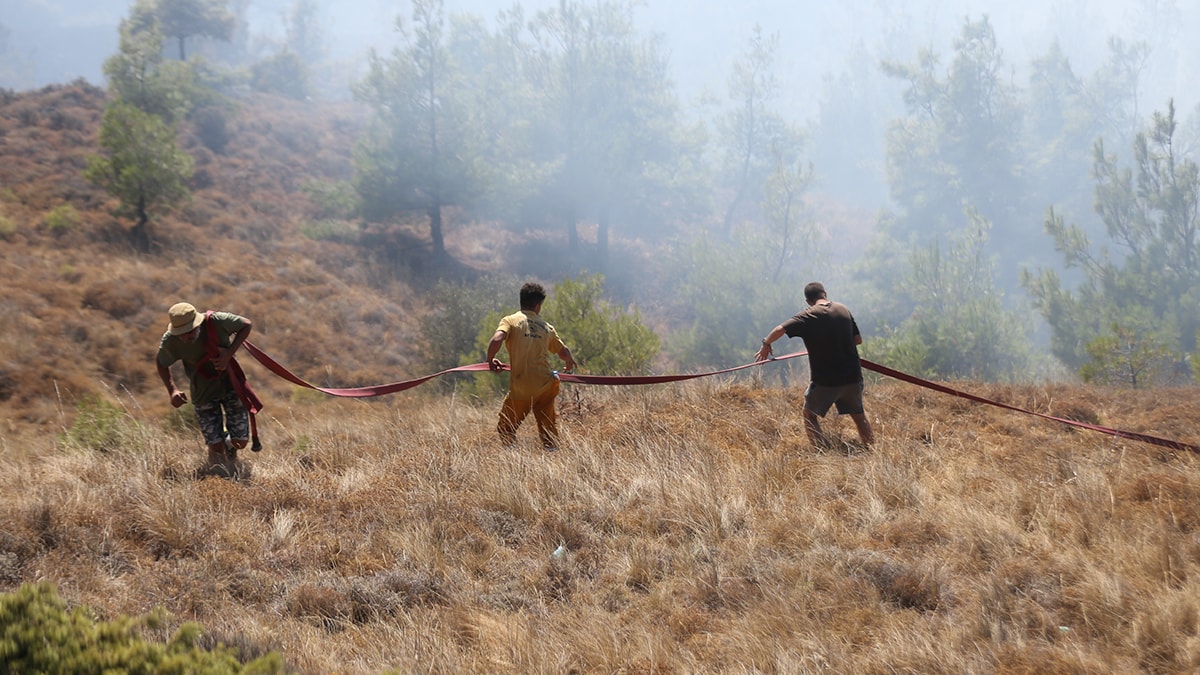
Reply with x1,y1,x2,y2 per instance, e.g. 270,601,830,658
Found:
755,282,874,449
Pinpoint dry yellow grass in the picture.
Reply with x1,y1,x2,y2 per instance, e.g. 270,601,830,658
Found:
2,377,1199,673
3,82,1200,673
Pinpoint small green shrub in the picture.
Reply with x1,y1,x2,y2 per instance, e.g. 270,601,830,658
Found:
300,179,359,219
299,218,359,244
1081,323,1178,388
459,273,661,398
0,214,16,240
191,105,230,154
421,275,517,397
289,388,327,405
164,402,199,436
58,394,128,453
251,50,309,100
44,204,79,232
0,582,285,673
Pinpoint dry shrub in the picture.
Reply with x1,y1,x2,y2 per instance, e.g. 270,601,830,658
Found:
81,279,151,320
0,365,16,402
287,583,350,631
1134,599,1199,673
856,557,943,612
874,515,948,549
623,541,672,593
378,569,451,608
1114,470,1200,531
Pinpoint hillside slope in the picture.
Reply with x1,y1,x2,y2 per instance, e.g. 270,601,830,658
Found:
0,83,515,446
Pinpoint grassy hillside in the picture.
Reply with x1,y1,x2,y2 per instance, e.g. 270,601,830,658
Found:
0,82,623,444
2,83,1200,673
4,379,1200,672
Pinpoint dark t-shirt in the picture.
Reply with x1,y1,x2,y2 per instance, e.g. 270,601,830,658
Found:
781,300,863,386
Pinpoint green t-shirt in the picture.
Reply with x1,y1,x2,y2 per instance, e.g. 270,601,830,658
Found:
156,311,248,405
497,310,566,398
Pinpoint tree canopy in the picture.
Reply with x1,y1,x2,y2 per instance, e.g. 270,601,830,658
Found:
1024,100,1198,384
132,0,235,61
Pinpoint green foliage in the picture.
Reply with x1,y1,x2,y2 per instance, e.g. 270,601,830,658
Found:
285,0,326,66
301,178,359,220
521,0,695,254
353,0,476,257
58,394,129,453
456,274,658,397
543,274,659,376
138,0,236,61
0,582,284,673
43,204,79,232
669,230,812,371
1080,322,1178,388
882,16,1030,286
761,148,817,282
104,17,196,125
0,213,16,240
1195,331,1200,384
85,101,194,248
420,275,518,396
163,401,199,436
465,307,510,399
191,104,230,154
299,219,358,244
251,50,309,100
1024,101,1200,372
864,211,1035,382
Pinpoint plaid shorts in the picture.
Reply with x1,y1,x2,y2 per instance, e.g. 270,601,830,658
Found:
194,390,249,446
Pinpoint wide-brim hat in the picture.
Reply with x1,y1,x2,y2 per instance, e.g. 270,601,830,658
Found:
167,302,204,336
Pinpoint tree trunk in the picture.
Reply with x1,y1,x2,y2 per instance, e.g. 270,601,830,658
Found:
131,195,150,253
178,36,186,61
429,203,445,258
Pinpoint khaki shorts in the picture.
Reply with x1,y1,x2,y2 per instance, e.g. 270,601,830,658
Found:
804,381,865,417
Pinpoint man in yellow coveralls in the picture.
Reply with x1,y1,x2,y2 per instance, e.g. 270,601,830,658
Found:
486,282,577,450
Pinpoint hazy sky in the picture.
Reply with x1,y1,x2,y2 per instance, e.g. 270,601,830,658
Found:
4,0,1195,118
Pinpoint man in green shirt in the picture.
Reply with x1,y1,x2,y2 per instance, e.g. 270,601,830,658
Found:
156,302,254,470
486,282,577,450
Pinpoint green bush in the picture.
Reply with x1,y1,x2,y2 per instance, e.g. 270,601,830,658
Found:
58,394,128,453
44,204,79,232
668,231,802,371
191,105,230,154
0,582,284,673
463,274,661,400
299,218,359,244
1081,322,1179,388
300,179,359,220
420,275,517,398
0,214,16,240
251,50,309,100
544,274,659,376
